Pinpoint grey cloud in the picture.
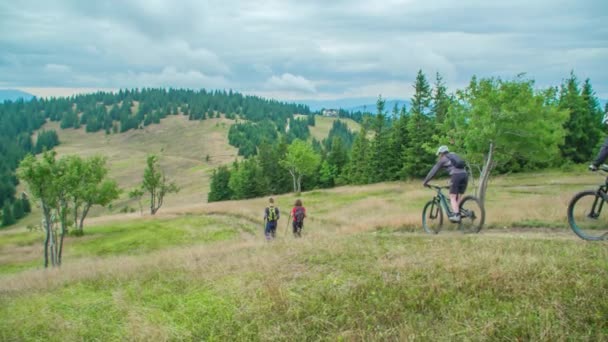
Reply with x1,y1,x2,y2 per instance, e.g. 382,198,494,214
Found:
1,0,607,99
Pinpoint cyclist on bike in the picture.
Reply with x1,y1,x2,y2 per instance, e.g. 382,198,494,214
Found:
423,145,468,222
589,110,608,171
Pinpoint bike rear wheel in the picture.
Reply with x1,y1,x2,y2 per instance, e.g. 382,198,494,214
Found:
422,199,443,234
458,196,485,233
567,190,608,241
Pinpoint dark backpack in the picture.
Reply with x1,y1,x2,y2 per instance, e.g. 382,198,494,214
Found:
267,207,278,221
446,153,466,169
294,207,305,223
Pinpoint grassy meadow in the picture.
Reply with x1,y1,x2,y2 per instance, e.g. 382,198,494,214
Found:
43,115,239,212
1,169,607,340
307,115,361,141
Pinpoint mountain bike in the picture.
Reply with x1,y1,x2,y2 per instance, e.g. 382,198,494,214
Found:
422,184,485,234
567,165,608,241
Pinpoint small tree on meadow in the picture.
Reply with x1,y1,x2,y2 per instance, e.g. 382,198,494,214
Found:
280,139,321,194
141,154,179,215
18,151,122,267
17,151,61,267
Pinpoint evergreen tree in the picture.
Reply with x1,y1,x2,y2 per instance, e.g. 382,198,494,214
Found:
228,158,266,199
2,201,15,227
403,71,436,178
327,137,349,179
34,130,60,154
411,70,432,116
581,78,603,148
346,126,370,184
432,72,450,124
367,95,390,182
387,105,408,180
208,166,232,202
307,114,316,126
559,72,600,163
21,193,31,213
12,198,24,220
318,160,336,188
258,141,283,195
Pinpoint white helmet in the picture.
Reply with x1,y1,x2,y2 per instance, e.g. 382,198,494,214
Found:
436,145,449,155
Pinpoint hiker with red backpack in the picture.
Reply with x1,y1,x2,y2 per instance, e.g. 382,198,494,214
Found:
290,199,306,238
264,197,280,240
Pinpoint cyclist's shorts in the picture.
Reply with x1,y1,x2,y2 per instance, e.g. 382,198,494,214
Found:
450,173,468,194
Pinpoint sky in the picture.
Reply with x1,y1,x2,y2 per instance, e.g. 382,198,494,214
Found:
1,0,607,102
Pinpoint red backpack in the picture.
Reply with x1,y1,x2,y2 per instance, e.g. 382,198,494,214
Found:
294,207,305,224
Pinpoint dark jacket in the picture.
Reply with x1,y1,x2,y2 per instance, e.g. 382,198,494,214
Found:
593,137,608,167
423,153,467,184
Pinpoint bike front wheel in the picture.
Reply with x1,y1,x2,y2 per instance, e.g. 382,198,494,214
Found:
459,196,485,233
422,199,443,234
567,190,608,241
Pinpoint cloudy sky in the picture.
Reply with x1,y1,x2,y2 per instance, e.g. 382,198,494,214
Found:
1,0,607,101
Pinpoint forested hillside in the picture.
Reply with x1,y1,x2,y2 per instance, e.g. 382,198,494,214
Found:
0,89,310,227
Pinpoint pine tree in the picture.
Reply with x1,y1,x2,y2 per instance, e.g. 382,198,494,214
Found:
581,78,603,149
12,199,24,220
387,105,408,180
402,71,436,178
411,70,432,116
2,201,15,227
208,166,232,202
367,95,390,182
258,141,283,194
346,126,370,184
559,72,600,163
21,194,31,213
327,137,349,178
432,72,450,124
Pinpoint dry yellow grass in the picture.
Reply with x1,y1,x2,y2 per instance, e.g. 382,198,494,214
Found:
308,115,360,141
1,170,607,340
43,115,239,211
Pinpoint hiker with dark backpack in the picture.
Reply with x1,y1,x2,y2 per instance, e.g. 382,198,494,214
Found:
264,197,280,240
423,145,468,223
290,199,306,238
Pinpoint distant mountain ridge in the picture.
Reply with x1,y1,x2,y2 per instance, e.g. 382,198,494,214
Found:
304,97,607,114
346,100,410,114
0,89,34,102
297,97,410,113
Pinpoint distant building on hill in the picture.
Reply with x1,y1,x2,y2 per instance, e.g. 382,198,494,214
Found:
322,109,338,117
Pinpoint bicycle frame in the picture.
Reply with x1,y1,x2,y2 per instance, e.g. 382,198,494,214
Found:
428,185,453,216
589,180,608,218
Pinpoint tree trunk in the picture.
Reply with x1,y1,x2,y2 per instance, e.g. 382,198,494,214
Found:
58,223,65,266
150,188,156,215
289,170,297,193
49,221,56,267
58,204,68,266
73,202,79,231
477,142,495,207
42,205,51,268
79,204,91,231
297,174,302,195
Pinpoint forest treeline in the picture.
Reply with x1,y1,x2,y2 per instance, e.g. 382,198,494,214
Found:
209,70,607,202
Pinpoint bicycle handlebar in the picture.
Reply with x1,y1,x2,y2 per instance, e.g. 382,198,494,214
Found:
425,184,450,190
